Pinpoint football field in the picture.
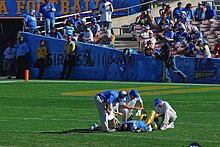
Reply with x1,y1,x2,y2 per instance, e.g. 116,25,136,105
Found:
0,80,220,146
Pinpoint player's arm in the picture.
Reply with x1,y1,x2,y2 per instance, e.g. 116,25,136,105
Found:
122,104,141,110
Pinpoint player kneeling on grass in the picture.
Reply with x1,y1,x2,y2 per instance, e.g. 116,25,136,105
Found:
120,89,144,122
94,90,127,132
154,98,177,130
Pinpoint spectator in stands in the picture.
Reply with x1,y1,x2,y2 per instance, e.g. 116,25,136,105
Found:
34,40,47,79
205,3,217,21
60,35,76,80
173,2,184,20
185,42,196,57
159,25,174,42
180,11,190,31
174,18,186,32
83,27,94,43
190,26,203,41
144,40,155,57
184,3,194,22
135,11,147,26
195,38,205,57
174,27,189,44
76,18,87,34
49,27,62,39
213,39,220,57
140,25,151,48
159,3,167,17
140,25,150,39
3,41,16,79
146,9,156,28
165,5,174,21
195,2,205,21
146,30,156,48
156,13,170,32
203,40,211,58
89,18,100,37
99,0,114,30
74,14,81,28
39,0,56,34
23,9,40,34
97,29,115,47
64,19,75,37
15,36,29,79
157,39,187,83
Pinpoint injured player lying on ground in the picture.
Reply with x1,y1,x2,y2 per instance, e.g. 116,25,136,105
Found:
90,110,163,133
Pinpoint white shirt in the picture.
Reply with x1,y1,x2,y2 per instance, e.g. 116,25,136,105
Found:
147,37,156,47
119,94,143,106
99,2,113,22
204,45,211,58
155,101,176,115
83,30,94,41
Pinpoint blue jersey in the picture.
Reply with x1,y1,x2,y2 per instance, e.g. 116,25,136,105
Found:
65,25,74,36
173,7,184,19
24,15,37,28
184,8,194,21
39,2,56,19
97,90,119,103
195,8,205,20
122,120,147,131
174,31,189,43
164,30,174,39
193,32,203,40
89,24,100,36
15,42,29,56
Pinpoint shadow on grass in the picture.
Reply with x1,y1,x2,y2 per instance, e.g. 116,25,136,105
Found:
41,129,102,134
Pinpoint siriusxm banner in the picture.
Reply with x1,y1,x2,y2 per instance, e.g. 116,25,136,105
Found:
21,32,162,81
0,0,140,17
21,32,220,83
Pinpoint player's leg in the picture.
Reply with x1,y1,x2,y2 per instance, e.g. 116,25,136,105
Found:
161,111,177,130
94,95,109,131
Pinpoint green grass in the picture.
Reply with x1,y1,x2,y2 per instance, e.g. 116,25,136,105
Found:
0,80,220,146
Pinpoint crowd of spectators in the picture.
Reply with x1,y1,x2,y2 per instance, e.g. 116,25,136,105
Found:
132,2,220,59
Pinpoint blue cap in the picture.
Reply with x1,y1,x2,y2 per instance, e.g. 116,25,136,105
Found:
129,89,140,98
147,9,152,12
154,98,162,107
91,18,97,23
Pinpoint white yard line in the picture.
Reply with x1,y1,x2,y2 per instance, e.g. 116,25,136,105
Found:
22,80,220,86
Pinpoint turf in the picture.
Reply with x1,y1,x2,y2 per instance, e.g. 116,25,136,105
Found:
0,80,219,146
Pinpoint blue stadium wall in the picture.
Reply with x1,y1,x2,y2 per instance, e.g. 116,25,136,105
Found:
22,32,220,84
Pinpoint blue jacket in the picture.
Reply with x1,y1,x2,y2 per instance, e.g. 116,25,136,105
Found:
205,3,216,20
39,2,56,19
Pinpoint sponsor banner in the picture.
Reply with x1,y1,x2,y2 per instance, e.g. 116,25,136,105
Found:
0,0,140,17
21,32,162,81
173,57,220,84
22,32,220,83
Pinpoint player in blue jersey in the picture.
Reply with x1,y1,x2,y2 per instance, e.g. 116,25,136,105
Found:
94,90,127,132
